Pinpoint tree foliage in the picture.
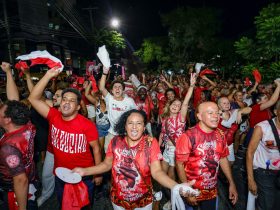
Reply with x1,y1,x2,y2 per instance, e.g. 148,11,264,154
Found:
134,37,170,72
92,29,126,57
235,3,280,82
161,7,221,68
136,7,233,73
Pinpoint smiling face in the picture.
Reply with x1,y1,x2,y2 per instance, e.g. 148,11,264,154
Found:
166,90,175,102
137,87,147,101
169,99,182,115
125,112,145,142
53,89,62,107
157,83,165,93
60,92,80,118
218,97,230,111
234,91,243,102
197,102,220,132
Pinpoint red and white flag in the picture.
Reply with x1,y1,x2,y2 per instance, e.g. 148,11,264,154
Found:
16,50,64,72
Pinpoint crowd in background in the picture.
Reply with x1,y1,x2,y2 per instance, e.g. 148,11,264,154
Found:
0,60,279,210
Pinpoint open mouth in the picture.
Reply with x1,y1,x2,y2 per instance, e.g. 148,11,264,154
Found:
130,130,139,137
63,104,71,111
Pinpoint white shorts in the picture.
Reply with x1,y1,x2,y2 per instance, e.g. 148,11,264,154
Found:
163,144,176,166
112,202,153,210
227,144,235,162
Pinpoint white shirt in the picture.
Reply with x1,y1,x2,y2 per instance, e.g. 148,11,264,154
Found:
105,93,136,135
253,118,280,170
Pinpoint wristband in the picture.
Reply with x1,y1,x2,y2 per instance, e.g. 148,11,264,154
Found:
102,73,108,76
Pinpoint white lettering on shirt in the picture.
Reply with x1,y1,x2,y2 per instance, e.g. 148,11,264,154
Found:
51,125,87,153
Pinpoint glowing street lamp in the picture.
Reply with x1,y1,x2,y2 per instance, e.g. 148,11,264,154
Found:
111,18,120,28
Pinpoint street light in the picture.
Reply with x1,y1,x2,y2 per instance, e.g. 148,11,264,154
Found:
111,18,120,28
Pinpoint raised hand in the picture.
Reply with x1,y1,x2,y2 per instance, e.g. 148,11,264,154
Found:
0,62,12,73
103,66,110,74
190,73,197,87
46,66,61,78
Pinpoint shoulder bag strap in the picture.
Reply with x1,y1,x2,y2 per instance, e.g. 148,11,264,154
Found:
164,119,176,146
268,119,280,151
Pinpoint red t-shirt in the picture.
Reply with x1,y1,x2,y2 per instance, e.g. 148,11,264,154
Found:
47,108,98,170
193,87,208,107
106,135,162,202
218,119,239,145
176,124,228,200
173,86,180,97
0,122,36,190
135,97,154,121
249,104,271,128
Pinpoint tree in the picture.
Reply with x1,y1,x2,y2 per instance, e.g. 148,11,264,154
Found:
235,3,280,82
91,28,126,58
161,7,222,68
136,7,224,73
134,37,170,72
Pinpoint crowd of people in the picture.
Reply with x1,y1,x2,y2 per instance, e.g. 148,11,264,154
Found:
0,60,279,210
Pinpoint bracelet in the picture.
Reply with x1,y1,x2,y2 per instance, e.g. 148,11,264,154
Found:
102,73,108,76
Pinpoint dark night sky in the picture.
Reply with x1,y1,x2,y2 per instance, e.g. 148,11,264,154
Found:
93,0,277,49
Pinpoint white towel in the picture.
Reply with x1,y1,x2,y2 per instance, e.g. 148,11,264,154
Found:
171,183,200,210
97,45,111,68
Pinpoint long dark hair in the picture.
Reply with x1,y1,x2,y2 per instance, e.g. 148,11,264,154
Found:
114,109,147,137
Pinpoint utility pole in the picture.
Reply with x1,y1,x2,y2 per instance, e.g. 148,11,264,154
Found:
83,7,98,59
82,7,98,32
2,0,13,63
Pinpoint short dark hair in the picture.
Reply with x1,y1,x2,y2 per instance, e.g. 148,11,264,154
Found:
110,80,125,91
61,88,82,104
114,109,147,137
165,88,176,97
4,100,31,125
256,93,266,103
56,81,69,91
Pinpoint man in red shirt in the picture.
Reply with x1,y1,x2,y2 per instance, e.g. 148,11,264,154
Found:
28,67,102,207
176,102,238,210
0,101,36,210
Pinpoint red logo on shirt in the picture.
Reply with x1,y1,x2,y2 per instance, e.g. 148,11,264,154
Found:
6,155,20,168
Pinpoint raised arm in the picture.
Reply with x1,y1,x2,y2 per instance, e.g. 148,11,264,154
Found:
28,67,60,118
84,81,97,105
201,75,217,89
99,66,109,97
141,73,146,85
259,80,280,111
247,82,258,96
23,68,34,93
79,99,88,117
180,73,196,122
1,62,19,101
160,74,173,89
